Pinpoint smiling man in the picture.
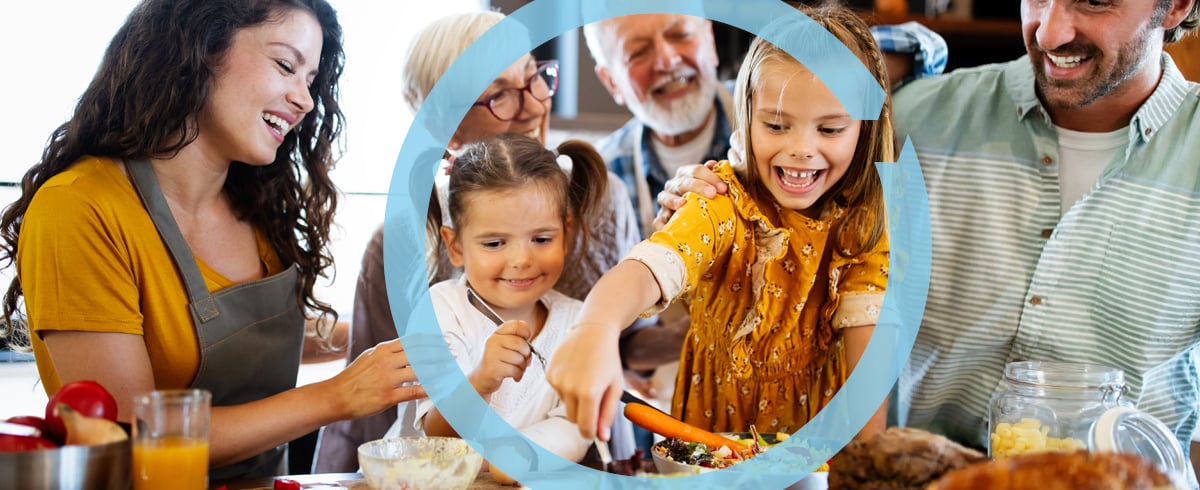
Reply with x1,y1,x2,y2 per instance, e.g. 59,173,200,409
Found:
584,14,729,237
889,0,1200,474
651,0,1200,478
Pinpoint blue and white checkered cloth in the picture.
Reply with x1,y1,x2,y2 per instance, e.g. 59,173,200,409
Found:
872,21,950,87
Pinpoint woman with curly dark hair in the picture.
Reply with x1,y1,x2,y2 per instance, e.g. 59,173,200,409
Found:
0,0,423,479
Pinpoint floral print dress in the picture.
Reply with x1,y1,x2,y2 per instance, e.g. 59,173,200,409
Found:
624,161,889,433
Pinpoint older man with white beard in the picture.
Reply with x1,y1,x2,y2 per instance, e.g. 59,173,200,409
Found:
584,14,728,238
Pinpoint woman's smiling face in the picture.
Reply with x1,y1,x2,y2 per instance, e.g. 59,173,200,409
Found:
196,9,323,165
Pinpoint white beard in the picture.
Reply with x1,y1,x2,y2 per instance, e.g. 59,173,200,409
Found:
626,76,718,137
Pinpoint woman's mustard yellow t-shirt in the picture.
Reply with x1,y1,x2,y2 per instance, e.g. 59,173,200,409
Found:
625,161,889,433
18,156,284,394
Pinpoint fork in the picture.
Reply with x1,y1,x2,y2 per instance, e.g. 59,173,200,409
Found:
594,438,613,472
465,286,548,368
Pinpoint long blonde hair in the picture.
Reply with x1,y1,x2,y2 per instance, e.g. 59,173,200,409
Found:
733,3,894,258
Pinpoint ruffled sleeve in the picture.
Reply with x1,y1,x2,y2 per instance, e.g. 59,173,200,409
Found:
828,230,889,329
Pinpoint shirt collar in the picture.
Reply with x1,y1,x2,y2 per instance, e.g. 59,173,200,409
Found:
1130,54,1190,144
1008,53,1190,145
1007,55,1045,124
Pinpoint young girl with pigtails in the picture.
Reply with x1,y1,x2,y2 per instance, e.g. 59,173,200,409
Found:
411,133,610,480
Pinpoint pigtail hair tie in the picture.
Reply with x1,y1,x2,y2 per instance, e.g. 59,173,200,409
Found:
556,153,573,174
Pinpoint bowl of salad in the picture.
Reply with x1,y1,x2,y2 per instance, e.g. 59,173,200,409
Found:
651,432,830,489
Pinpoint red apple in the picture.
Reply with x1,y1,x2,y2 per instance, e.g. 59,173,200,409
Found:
44,381,118,442
0,433,56,452
5,415,49,437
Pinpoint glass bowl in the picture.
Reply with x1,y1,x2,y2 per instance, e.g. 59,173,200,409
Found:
357,436,483,490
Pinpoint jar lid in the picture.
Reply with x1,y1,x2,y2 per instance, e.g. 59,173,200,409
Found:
1005,360,1125,390
1090,406,1187,481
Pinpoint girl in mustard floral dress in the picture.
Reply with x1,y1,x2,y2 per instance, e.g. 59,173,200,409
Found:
548,5,895,442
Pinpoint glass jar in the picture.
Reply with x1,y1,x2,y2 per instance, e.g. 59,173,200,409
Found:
988,360,1187,481
989,360,1127,459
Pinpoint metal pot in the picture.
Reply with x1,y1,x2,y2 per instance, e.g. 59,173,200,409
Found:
0,439,130,489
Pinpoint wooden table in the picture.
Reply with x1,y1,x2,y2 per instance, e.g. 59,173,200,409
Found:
210,472,518,490
211,466,825,489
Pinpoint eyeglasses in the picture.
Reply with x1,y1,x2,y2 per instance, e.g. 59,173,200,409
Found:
472,60,559,122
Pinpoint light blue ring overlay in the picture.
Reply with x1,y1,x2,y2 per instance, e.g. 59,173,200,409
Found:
383,0,931,488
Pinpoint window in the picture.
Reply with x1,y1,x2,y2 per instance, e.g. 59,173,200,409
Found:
0,1,483,316
0,1,483,193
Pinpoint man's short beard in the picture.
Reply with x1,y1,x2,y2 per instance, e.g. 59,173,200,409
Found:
1030,26,1157,110
627,77,718,136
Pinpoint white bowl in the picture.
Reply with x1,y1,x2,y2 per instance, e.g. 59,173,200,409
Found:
650,434,829,489
357,436,483,490
650,447,713,475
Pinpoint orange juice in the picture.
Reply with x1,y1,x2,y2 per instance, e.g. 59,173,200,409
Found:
132,436,208,489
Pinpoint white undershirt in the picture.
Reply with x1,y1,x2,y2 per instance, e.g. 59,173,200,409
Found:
651,111,718,178
1055,124,1127,213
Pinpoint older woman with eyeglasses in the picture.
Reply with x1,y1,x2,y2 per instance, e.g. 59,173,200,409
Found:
313,10,639,473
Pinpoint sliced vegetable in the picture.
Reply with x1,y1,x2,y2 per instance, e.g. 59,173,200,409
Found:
623,403,749,456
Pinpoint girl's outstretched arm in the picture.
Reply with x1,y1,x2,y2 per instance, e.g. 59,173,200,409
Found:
545,259,663,441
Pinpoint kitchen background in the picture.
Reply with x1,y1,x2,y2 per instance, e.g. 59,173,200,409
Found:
3,0,1198,475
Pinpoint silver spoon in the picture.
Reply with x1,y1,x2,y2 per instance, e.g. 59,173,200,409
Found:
465,286,548,368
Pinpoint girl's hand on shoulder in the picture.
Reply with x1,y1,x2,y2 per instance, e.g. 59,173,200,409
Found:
545,323,624,441
654,159,727,231
328,338,427,419
469,320,534,396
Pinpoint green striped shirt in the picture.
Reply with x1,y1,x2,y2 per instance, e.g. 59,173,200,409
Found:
892,54,1200,455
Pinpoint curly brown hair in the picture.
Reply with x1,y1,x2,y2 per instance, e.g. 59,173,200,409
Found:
0,0,345,342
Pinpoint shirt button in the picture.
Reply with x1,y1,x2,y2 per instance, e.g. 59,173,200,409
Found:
1029,296,1044,306
1041,155,1054,166
1144,128,1152,136
1041,228,1053,239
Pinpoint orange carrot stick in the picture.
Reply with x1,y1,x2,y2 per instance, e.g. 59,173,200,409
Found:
623,403,750,456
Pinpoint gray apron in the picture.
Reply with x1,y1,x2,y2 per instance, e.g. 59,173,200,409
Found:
127,160,305,480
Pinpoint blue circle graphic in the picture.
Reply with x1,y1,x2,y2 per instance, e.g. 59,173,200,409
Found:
383,0,931,488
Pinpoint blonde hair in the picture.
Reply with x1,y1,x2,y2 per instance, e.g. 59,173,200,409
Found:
733,3,894,258
401,10,504,115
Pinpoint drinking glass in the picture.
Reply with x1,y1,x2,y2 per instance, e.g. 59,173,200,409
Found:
132,389,210,490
